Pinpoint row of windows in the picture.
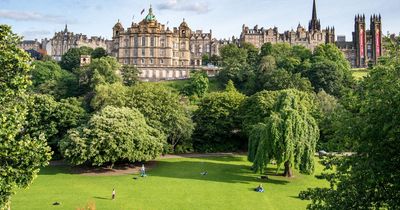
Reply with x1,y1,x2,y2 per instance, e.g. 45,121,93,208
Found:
123,59,187,66
124,49,166,57
124,35,171,48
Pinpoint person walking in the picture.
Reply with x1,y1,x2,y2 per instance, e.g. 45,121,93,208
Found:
112,188,116,200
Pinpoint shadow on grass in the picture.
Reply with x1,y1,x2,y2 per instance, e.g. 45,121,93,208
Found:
39,157,290,185
93,196,111,200
150,160,289,185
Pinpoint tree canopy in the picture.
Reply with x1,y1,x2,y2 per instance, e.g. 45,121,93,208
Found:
246,89,319,177
60,106,165,167
0,25,52,209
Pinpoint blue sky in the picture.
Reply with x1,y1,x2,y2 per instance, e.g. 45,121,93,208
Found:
1,0,399,41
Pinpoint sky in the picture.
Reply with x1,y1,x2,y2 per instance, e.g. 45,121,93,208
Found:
0,0,399,42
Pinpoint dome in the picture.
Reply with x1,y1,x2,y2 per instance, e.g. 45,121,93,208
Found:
180,18,189,28
145,5,156,22
113,20,124,30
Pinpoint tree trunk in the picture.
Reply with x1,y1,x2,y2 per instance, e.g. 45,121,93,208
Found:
283,161,293,177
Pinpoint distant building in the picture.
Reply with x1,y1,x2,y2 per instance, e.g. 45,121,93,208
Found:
337,14,383,68
19,39,41,51
337,35,346,42
239,0,335,51
50,25,108,61
111,5,219,81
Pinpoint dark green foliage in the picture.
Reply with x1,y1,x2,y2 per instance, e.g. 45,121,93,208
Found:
302,59,400,209
218,44,249,86
30,60,79,99
183,71,209,98
24,94,87,156
127,83,194,152
202,54,210,66
91,47,107,59
90,83,194,152
77,56,122,93
60,48,81,71
121,65,140,86
60,106,165,166
304,44,354,97
0,25,52,209
193,81,246,152
246,90,319,176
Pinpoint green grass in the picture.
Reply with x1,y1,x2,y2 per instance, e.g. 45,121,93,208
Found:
352,68,369,80
12,156,328,210
157,78,223,93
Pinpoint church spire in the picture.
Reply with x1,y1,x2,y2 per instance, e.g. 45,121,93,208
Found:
309,0,321,32
312,0,317,21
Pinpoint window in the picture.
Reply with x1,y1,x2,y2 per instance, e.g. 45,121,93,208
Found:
141,58,145,64
160,59,164,64
150,48,154,57
142,48,145,56
134,48,138,57
142,36,146,46
150,58,153,64
150,36,155,47
134,35,138,46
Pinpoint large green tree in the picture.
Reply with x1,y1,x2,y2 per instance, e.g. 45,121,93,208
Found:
183,71,209,98
0,25,52,209
192,81,247,152
30,60,78,99
121,65,141,86
60,106,165,167
301,58,400,209
91,47,107,59
247,90,319,177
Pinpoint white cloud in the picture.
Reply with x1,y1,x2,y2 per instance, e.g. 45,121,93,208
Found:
0,10,76,24
157,0,210,14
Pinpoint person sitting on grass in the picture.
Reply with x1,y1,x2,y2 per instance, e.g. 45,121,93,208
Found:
140,164,147,177
200,171,208,175
255,184,264,193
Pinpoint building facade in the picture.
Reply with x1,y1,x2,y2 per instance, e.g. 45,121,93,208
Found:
50,25,108,61
111,6,218,80
240,0,335,51
337,14,382,68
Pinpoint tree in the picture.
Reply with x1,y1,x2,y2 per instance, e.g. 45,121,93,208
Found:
0,25,52,209
218,44,249,85
30,60,79,99
242,42,260,68
90,83,194,152
60,48,81,71
91,47,107,59
77,56,122,94
202,54,210,66
183,71,209,98
192,81,247,152
60,106,165,167
301,61,400,209
304,44,354,97
247,90,319,177
121,65,140,86
126,83,194,152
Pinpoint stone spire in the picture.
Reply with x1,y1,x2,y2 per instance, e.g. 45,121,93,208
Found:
308,0,321,32
64,24,68,33
312,0,317,21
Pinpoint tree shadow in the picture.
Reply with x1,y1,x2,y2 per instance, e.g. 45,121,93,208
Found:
150,160,290,185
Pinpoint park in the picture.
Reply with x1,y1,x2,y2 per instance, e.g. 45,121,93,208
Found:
12,155,328,210
1,21,400,210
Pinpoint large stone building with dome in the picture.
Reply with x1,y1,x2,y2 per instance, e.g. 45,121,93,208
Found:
111,6,219,80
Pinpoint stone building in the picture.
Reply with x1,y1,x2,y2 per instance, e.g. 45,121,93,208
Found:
240,0,335,51
337,14,383,68
19,39,41,51
112,6,217,80
50,25,108,61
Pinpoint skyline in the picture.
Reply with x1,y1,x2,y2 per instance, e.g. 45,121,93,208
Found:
1,0,399,41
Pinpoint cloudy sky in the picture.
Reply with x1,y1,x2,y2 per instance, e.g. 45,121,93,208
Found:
1,0,399,41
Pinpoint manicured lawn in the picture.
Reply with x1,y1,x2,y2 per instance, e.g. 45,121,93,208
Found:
12,156,328,210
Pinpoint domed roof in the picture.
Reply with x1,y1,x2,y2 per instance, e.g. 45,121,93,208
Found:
144,5,156,22
113,19,123,29
180,18,189,28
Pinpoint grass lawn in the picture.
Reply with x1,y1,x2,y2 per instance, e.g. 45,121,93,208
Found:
352,68,369,80
12,156,328,210
157,77,223,93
